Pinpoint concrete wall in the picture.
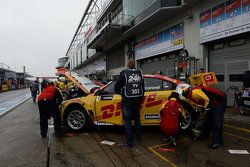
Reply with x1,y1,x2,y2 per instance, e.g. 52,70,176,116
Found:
133,0,230,71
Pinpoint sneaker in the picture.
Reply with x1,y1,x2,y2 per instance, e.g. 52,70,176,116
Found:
207,144,223,149
169,136,177,147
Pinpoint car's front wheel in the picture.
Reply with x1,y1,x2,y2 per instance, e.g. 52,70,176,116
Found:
179,109,192,131
64,108,89,131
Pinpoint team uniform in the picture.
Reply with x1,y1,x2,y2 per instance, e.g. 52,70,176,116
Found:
185,85,226,148
160,97,185,146
115,68,144,147
38,85,63,138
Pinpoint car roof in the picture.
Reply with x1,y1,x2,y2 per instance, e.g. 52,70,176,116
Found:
100,74,182,91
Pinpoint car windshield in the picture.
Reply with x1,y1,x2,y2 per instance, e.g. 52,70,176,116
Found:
70,72,100,92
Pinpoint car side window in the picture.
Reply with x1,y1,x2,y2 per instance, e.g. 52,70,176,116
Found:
144,78,162,91
101,82,116,94
162,81,175,90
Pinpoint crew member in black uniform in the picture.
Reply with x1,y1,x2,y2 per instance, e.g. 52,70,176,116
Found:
115,59,144,148
38,82,63,138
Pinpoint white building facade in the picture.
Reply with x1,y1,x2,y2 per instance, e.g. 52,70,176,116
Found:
63,0,250,105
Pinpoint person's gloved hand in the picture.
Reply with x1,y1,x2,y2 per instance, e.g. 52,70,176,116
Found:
205,108,211,112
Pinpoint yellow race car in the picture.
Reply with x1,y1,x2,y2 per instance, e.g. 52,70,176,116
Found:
60,72,196,131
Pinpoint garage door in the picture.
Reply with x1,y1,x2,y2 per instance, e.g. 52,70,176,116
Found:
140,58,175,77
209,35,250,106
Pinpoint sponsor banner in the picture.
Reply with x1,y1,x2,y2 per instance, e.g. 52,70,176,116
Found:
242,0,250,24
134,23,183,60
212,3,226,33
200,0,250,43
200,9,212,37
226,0,242,29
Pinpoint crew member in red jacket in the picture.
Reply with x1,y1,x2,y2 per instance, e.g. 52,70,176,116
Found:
160,92,186,146
38,82,63,138
182,85,227,149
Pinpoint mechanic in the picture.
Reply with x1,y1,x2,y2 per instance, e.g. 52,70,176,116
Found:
29,80,40,103
114,59,144,148
160,92,186,147
37,81,63,138
182,85,227,149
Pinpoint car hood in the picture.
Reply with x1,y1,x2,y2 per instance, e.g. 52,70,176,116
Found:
64,72,100,94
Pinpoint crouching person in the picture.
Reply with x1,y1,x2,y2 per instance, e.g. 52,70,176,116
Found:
37,82,63,138
160,92,186,147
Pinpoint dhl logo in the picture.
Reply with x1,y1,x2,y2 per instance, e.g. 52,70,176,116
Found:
101,93,163,119
101,102,121,119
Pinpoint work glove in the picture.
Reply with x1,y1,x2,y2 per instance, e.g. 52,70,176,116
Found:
205,108,210,111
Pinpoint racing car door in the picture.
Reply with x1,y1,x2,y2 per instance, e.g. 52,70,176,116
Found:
94,82,123,125
140,77,174,125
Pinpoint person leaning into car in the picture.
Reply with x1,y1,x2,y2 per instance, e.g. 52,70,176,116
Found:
37,81,63,138
182,85,227,149
114,59,144,148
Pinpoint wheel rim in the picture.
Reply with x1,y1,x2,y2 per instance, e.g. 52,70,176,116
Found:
179,110,191,130
62,92,68,100
67,110,86,130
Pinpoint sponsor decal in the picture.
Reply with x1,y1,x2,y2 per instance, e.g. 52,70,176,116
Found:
101,96,113,100
99,92,164,120
94,122,114,125
145,85,161,91
101,102,121,119
145,93,163,107
144,114,160,120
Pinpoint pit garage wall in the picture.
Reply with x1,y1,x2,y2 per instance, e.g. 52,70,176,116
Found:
133,0,250,106
134,0,242,72
134,16,181,74
199,0,250,106
185,0,250,106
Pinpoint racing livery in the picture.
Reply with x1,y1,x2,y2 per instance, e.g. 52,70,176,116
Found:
59,72,194,131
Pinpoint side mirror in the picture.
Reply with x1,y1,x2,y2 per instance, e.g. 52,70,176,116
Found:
94,89,99,95
93,88,101,95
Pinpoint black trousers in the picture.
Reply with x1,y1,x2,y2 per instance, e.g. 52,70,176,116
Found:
38,100,62,136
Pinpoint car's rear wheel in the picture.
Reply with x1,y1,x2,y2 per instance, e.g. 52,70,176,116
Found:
65,108,88,131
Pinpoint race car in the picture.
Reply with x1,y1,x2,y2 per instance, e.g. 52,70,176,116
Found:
59,72,196,131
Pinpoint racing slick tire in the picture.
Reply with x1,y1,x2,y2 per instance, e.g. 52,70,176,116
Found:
179,102,195,133
64,107,91,131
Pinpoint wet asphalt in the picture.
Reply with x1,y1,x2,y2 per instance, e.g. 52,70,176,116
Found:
0,90,249,167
